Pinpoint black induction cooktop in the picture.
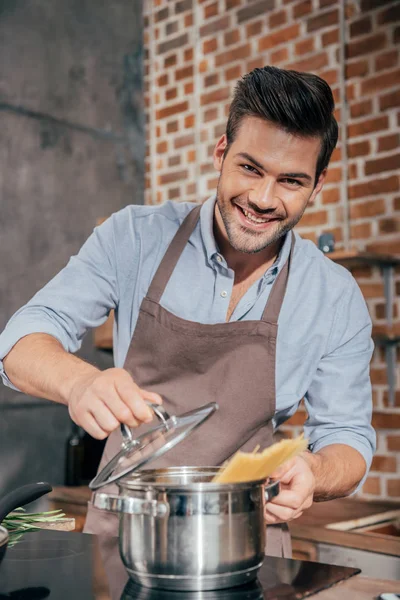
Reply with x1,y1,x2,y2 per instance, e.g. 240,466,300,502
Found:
0,530,360,599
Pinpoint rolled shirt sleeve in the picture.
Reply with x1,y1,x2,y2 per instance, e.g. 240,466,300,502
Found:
303,278,376,491
0,216,119,390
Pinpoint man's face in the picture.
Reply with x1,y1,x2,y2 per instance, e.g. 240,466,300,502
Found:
213,117,326,254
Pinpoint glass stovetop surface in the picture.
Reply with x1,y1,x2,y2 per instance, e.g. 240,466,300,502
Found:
0,530,360,599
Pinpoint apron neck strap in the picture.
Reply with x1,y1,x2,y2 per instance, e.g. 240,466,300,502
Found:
146,204,202,303
261,231,295,323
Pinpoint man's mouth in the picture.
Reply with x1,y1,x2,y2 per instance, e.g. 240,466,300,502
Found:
236,204,281,227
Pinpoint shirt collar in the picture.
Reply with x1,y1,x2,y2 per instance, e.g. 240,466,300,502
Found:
199,194,292,278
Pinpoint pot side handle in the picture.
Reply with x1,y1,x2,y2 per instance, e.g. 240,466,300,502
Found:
264,479,280,503
93,493,169,518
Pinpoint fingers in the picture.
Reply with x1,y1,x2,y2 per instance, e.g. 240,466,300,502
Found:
264,503,304,524
113,372,157,423
140,388,163,405
81,412,109,440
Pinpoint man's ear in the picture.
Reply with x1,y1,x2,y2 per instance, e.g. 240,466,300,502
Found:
308,168,327,206
213,134,227,172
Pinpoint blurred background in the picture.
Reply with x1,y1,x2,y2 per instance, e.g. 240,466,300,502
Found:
0,0,399,505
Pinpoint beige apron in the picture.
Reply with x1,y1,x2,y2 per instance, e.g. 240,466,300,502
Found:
84,204,294,558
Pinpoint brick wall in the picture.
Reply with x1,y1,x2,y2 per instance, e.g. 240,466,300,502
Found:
142,0,400,501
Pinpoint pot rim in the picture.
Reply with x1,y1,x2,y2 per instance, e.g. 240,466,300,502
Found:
0,525,8,549
116,466,272,493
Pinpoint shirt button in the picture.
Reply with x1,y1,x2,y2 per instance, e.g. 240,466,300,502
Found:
220,291,228,298
216,255,223,263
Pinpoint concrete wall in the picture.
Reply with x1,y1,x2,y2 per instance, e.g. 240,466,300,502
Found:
0,0,144,495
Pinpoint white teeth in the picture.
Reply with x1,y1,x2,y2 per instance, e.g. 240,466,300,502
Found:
243,209,268,224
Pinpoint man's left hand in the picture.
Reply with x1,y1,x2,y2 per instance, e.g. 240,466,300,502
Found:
264,454,315,524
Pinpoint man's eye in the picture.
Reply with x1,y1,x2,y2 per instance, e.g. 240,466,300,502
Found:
281,178,301,187
242,164,259,174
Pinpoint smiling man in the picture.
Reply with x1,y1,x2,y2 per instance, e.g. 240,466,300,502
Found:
0,66,375,556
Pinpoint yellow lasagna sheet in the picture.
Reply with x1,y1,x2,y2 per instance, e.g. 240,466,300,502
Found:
213,435,308,484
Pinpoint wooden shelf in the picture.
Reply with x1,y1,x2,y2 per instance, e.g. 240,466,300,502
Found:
328,250,400,269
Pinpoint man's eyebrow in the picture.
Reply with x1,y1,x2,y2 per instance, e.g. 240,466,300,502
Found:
235,152,313,183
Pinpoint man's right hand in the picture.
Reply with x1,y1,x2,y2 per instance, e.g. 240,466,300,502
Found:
68,368,163,439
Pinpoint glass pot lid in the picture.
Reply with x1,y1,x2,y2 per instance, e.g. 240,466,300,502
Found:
89,402,218,490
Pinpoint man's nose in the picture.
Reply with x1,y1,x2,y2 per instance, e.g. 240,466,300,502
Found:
249,179,277,210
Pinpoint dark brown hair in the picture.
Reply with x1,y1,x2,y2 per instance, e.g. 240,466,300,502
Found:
225,66,339,184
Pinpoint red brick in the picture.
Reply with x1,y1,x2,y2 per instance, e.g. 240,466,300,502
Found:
164,54,177,68
157,73,169,86
395,196,400,211
204,107,218,122
350,222,372,239
187,149,196,163
258,24,300,51
363,69,400,96
168,187,180,200
349,16,372,38
365,153,400,177
320,69,337,86
201,87,231,106
175,133,195,149
362,477,381,495
156,101,188,120
184,82,194,94
246,21,263,37
379,89,400,112
165,87,177,101
184,114,195,128
215,43,251,67
157,33,188,55
156,140,168,153
204,1,218,18
348,140,370,158
293,0,312,18
321,188,339,205
346,33,386,60
155,6,169,22
350,99,373,119
349,175,399,199
203,38,218,54
345,59,369,79
307,9,338,33
348,115,388,138
225,64,242,81
324,167,341,184
207,176,219,190
322,28,339,46
387,479,400,498
237,0,275,24
247,58,265,71
378,134,400,154
270,48,289,63
367,238,400,254
166,21,179,37
358,282,384,298
288,52,329,72
269,9,287,28
204,73,219,87
377,3,400,25
166,120,179,133
225,0,241,8
187,182,196,195
200,162,215,174
387,435,400,451
349,198,386,218
176,0,193,13
168,155,181,168
299,210,328,227
224,30,241,46
319,0,337,6
200,16,230,37
295,38,315,56
184,48,194,62
379,217,400,234
184,13,193,27
159,170,188,185
214,123,226,137
375,50,398,73
349,162,358,179
361,0,395,9
176,65,194,81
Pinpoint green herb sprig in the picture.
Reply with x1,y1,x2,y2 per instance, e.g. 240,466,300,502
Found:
3,507,66,547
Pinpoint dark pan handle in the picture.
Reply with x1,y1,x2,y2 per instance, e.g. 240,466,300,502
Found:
0,482,52,524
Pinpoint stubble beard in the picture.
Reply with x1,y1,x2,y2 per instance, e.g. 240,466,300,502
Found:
216,186,305,255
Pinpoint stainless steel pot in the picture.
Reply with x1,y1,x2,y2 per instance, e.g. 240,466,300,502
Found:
93,466,279,591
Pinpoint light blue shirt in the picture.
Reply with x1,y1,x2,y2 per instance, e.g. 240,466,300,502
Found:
0,196,376,485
